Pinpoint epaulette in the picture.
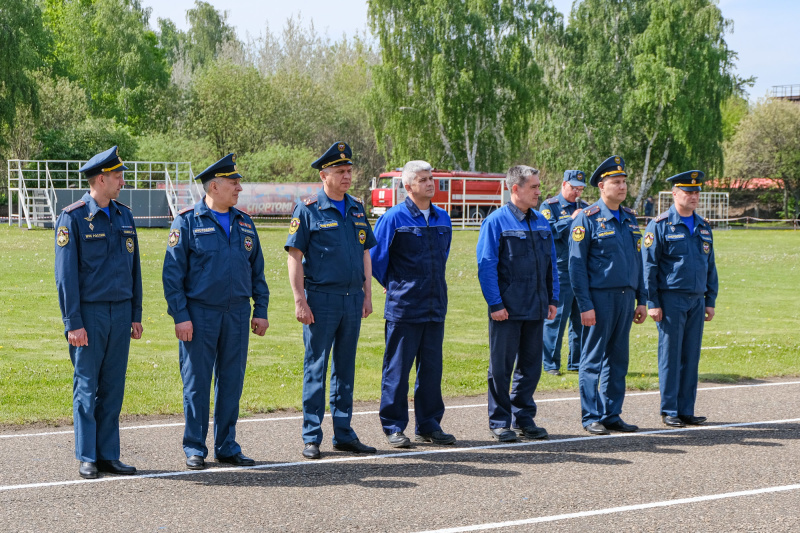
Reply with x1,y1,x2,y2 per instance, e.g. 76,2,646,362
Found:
115,200,131,210
547,197,560,205
62,200,85,213
304,194,318,206
584,205,600,216
178,206,194,215
349,194,363,205
622,206,636,215
236,207,251,216
655,211,669,222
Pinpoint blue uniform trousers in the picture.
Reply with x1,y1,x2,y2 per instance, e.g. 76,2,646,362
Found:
579,289,634,427
302,290,364,446
379,321,446,435
68,300,132,462
656,292,705,417
179,301,250,458
542,275,582,372
487,319,544,429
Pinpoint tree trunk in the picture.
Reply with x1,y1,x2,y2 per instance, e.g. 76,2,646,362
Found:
635,136,671,212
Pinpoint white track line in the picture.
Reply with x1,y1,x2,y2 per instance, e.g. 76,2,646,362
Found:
1,417,798,493
413,482,800,532
1,380,798,439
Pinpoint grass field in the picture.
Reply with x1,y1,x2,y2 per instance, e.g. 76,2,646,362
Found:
0,224,798,425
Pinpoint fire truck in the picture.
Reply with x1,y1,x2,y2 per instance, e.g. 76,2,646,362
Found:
369,169,508,222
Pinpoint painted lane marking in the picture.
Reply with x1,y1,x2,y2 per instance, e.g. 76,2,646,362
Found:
412,482,800,532
1,380,798,440
1,417,798,493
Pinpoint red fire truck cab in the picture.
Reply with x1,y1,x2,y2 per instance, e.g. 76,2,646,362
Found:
369,169,509,222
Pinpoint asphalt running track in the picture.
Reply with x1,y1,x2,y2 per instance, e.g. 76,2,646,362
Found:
1,379,798,532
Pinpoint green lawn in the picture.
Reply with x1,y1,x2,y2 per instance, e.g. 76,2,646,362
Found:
0,224,798,424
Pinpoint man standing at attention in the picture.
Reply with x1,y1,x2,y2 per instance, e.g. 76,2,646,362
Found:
163,153,270,470
370,160,456,448
569,155,647,435
285,141,378,460
54,146,142,479
477,165,558,442
540,170,589,376
642,171,718,428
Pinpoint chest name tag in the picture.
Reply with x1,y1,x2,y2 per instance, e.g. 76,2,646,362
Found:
354,221,368,227
597,230,616,238
83,232,106,240
319,222,339,229
666,233,686,241
194,227,216,235
240,227,255,236
121,229,136,236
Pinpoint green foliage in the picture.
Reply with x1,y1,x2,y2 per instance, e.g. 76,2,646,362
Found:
35,117,137,161
0,0,50,144
184,0,236,70
238,145,319,182
133,132,216,170
368,0,552,172
721,95,749,143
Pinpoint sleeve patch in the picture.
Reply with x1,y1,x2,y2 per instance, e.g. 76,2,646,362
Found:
572,225,586,242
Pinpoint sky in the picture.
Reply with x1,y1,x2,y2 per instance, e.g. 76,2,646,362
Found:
143,0,799,102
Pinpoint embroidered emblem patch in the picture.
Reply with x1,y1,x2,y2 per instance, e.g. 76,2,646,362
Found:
168,229,180,247
57,226,69,247
289,218,300,235
637,237,642,253
572,226,585,242
338,143,346,152
644,232,654,248
358,229,366,245
703,241,711,254
126,238,134,253
244,235,253,251
542,209,551,220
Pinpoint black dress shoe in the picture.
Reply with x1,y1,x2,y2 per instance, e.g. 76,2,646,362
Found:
79,461,98,479
216,452,255,466
603,419,639,432
333,439,377,454
679,415,707,425
415,429,456,445
545,369,561,376
302,443,321,459
186,455,206,470
584,422,610,435
515,424,549,440
386,432,411,448
96,459,136,475
490,427,517,442
662,415,685,427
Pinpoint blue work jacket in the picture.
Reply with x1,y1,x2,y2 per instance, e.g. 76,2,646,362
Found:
569,199,645,313
370,196,451,322
284,190,377,295
642,205,718,308
54,192,143,331
162,197,270,324
476,201,559,320
540,193,590,273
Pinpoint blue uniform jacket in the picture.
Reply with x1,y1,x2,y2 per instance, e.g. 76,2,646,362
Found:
540,193,590,272
569,199,645,313
284,190,377,295
476,202,559,320
162,198,269,324
642,205,718,309
370,196,451,323
54,192,143,331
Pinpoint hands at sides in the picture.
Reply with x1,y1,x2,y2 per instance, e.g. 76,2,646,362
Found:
491,308,509,321
175,321,193,342
633,304,647,324
648,307,663,322
295,299,315,325
580,309,596,327
67,328,88,347
131,322,143,339
705,307,715,322
251,317,269,336
547,305,557,321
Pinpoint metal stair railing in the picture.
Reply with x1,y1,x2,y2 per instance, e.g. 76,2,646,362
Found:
165,169,179,218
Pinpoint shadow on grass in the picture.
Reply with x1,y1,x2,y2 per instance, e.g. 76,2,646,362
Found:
169,423,800,489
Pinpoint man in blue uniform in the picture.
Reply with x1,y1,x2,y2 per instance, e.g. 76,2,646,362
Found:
477,165,558,442
540,170,589,376
162,153,270,470
642,171,718,428
370,160,455,448
285,141,378,460
54,146,142,479
569,155,647,435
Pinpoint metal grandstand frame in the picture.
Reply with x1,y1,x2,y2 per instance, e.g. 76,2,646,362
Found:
7,159,200,228
656,191,729,228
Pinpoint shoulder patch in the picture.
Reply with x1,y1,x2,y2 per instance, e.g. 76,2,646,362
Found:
547,197,560,204
621,206,635,215
584,205,600,216
115,200,131,210
655,212,669,222
63,200,85,213
178,206,194,215
304,194,318,206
